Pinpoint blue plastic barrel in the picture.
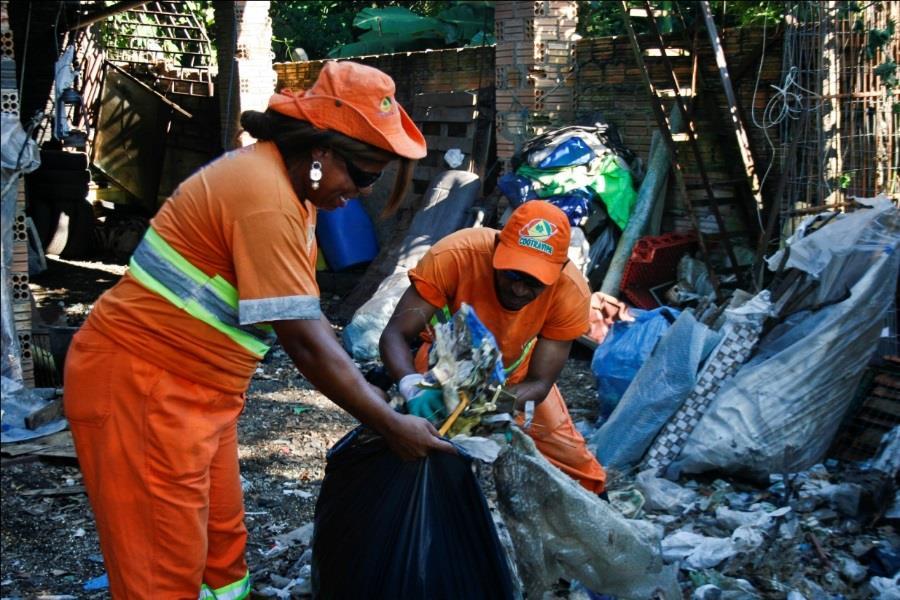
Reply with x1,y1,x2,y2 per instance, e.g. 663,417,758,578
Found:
316,199,379,271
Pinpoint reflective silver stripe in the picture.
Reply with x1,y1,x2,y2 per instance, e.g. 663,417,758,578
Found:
239,295,321,324
132,238,276,348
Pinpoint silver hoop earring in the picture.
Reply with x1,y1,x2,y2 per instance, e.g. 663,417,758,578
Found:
309,160,323,190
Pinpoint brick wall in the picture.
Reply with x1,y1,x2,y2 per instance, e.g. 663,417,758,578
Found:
273,46,495,110
272,28,782,240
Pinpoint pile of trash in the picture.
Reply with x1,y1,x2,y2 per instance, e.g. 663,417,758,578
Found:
587,195,899,479
497,119,641,288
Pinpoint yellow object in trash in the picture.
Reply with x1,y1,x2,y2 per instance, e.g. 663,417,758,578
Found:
439,390,470,436
316,251,328,271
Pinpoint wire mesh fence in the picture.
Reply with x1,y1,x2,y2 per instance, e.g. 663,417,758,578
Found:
773,1,899,232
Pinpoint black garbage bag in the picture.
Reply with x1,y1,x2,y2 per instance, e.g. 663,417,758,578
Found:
311,427,516,600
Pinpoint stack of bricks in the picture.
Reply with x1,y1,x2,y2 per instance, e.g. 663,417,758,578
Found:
494,1,578,172
1,0,34,385
233,0,276,116
217,1,276,149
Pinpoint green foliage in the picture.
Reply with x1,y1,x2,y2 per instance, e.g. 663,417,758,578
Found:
327,2,493,58
867,17,896,58
874,58,897,93
271,1,373,62
575,1,785,40
270,1,487,61
576,1,626,38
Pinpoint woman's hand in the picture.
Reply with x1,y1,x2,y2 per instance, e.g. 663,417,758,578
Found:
273,317,454,461
382,413,456,460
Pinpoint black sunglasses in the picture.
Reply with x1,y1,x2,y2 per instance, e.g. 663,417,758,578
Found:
500,270,545,288
337,153,383,189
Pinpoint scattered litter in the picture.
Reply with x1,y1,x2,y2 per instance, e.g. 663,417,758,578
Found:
443,148,464,168
661,530,738,569
450,434,502,463
82,573,108,591
273,522,314,548
282,489,313,499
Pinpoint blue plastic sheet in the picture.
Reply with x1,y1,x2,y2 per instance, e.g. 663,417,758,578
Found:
546,189,592,226
497,173,537,207
591,307,679,419
534,136,595,169
83,573,109,591
590,311,721,470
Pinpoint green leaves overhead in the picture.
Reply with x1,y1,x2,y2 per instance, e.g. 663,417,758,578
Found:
353,6,444,36
328,2,493,58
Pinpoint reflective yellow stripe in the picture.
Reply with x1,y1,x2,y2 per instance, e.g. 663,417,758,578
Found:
144,227,239,306
505,336,537,376
199,570,251,600
129,258,269,358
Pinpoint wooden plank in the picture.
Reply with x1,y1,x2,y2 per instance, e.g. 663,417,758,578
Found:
413,91,477,108
1,431,74,457
412,105,478,123
19,485,86,497
423,134,475,153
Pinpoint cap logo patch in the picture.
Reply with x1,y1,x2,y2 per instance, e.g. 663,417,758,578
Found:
379,97,393,113
518,218,557,255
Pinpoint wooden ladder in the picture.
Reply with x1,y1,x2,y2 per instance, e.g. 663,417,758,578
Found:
620,0,764,295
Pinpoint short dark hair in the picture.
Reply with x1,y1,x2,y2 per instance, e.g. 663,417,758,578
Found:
240,109,413,215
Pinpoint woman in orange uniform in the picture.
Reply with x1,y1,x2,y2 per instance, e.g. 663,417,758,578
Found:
63,61,453,599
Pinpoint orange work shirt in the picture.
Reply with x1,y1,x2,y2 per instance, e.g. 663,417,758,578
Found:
408,228,590,383
87,141,320,394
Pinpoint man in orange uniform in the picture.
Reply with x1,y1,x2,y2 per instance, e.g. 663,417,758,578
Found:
380,201,607,494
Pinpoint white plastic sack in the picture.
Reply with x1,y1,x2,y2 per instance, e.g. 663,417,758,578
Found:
660,530,737,569
341,271,409,360
2,113,41,381
635,470,698,513
673,207,899,477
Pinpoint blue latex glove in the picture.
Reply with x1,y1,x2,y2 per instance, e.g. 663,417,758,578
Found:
406,388,446,424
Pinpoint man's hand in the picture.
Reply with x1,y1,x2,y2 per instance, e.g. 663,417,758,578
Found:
406,388,446,423
383,413,456,460
398,373,447,424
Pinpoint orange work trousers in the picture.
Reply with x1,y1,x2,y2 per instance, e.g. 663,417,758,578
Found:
64,324,250,599
415,345,606,494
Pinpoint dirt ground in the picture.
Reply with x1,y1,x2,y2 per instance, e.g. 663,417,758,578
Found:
1,256,600,599
6,256,896,600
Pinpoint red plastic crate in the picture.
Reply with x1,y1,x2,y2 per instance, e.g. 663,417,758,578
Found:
620,232,698,308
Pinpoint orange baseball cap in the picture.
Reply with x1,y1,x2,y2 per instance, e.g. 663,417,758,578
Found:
267,61,427,160
493,201,571,285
